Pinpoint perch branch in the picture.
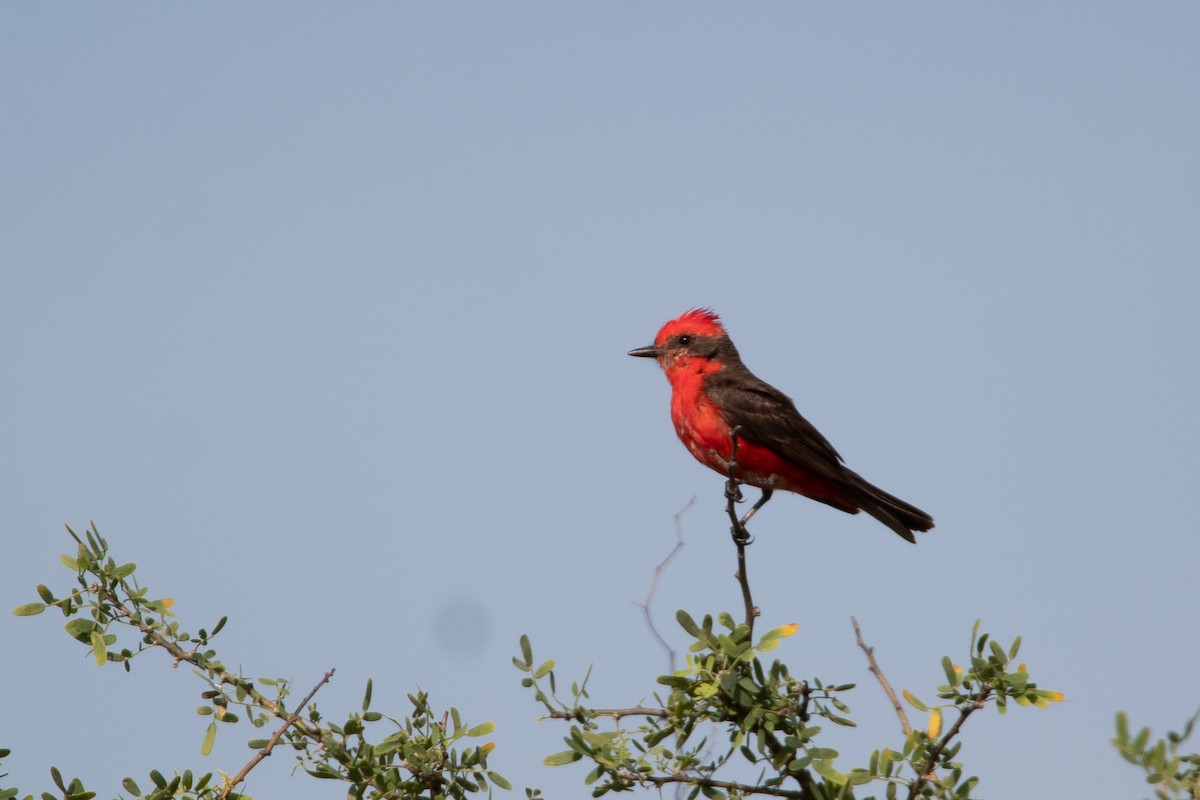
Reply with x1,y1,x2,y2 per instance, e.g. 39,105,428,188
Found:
223,668,336,795
723,427,759,634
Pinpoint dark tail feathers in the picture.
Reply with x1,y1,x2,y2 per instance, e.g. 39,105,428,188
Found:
848,471,934,544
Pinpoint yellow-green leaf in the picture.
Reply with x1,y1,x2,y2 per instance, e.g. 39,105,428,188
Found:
811,759,846,785
902,689,927,711
12,603,46,617
201,721,217,756
543,750,582,766
928,707,942,739
467,722,495,737
91,630,107,666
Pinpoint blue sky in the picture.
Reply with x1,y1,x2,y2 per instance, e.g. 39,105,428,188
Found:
3,4,1198,798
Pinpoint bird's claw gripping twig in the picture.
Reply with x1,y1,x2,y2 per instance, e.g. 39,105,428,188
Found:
724,428,757,543
723,429,759,633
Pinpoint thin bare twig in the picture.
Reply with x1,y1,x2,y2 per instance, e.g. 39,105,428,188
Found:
637,497,695,671
639,772,811,800
547,706,669,721
851,616,911,736
223,668,336,796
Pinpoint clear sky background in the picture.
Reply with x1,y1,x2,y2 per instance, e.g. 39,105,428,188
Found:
3,4,1198,798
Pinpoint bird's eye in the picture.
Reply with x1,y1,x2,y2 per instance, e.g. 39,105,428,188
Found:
678,335,692,346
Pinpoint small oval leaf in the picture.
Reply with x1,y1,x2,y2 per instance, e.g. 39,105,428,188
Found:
467,722,495,737
13,603,46,617
543,750,582,766
201,721,217,756
902,689,927,711
91,630,107,666
928,708,943,740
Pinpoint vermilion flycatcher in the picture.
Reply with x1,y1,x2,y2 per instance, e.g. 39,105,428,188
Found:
629,309,933,542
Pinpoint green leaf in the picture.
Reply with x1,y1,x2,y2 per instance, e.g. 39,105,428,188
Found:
520,634,533,667
902,689,927,712
65,618,95,642
676,609,702,637
59,553,79,571
942,656,959,687
543,750,582,766
362,678,373,711
91,630,107,666
1008,635,1022,660
1115,711,1130,743
113,562,137,579
847,769,873,786
811,759,846,785
488,772,512,790
467,722,495,737
645,726,674,747
756,623,799,653
201,721,217,756
121,777,142,796
533,659,555,680
13,602,46,617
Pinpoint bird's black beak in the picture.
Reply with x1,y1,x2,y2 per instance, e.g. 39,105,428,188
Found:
628,345,662,358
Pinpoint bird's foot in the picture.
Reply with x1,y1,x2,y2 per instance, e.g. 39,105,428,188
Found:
730,523,753,545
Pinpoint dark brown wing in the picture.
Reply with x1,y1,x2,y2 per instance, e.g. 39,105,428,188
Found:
704,358,934,542
701,360,850,485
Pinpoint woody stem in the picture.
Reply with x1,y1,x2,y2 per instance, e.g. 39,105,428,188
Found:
724,428,760,634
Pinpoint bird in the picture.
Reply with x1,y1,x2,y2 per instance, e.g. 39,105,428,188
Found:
628,308,933,542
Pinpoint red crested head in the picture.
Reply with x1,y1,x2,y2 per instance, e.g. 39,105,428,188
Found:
628,308,738,375
654,308,727,346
